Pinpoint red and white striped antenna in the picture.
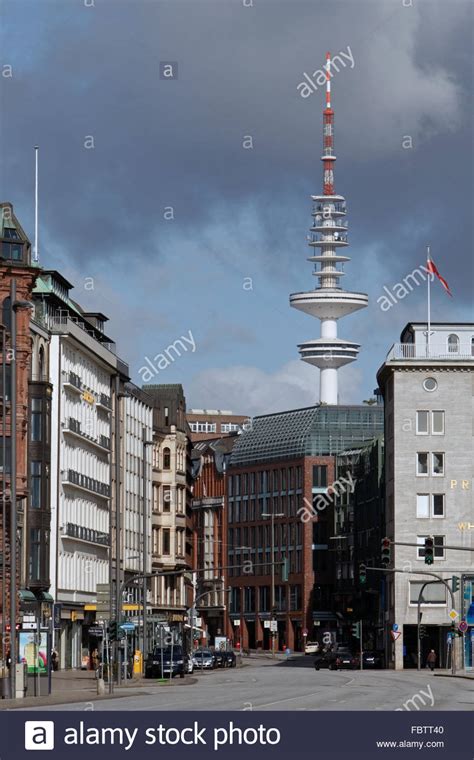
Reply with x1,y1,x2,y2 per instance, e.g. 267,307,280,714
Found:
322,51,335,195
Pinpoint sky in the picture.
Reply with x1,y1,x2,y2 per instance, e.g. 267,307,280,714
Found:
1,0,472,416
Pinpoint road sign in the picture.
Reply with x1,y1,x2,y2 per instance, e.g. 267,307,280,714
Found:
302,628,308,637
270,620,278,632
392,623,399,632
119,622,136,633
233,619,241,627
449,609,459,621
96,583,115,619
88,626,104,637
458,620,468,634
390,630,401,641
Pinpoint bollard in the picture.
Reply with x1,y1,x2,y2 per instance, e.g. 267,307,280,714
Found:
96,677,106,695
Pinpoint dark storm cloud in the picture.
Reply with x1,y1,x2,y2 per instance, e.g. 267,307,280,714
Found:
0,0,472,413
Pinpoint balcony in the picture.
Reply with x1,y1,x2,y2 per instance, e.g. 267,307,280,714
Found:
63,371,82,394
97,393,112,412
63,418,111,453
63,522,109,547
62,468,111,499
386,343,474,361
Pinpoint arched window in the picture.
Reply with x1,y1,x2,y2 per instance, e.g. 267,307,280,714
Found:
447,334,459,353
38,345,45,380
163,447,171,470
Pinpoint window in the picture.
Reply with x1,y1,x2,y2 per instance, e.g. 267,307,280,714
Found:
416,452,428,475
0,438,11,473
423,377,437,392
409,581,446,605
162,485,171,512
30,461,42,508
289,585,302,611
259,586,270,612
432,493,445,517
31,398,42,441
312,465,328,488
432,411,444,435
28,529,42,581
416,411,429,435
447,334,459,353
164,406,169,426
417,535,445,560
432,452,444,476
416,494,429,518
416,493,445,518
2,241,23,261
162,528,171,555
162,447,171,469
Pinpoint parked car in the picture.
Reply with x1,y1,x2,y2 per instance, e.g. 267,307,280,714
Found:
213,649,225,668
362,651,384,669
334,648,360,670
145,646,188,679
223,650,236,668
305,641,320,655
192,649,216,670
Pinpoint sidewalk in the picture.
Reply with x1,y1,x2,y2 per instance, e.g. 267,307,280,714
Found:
0,669,193,710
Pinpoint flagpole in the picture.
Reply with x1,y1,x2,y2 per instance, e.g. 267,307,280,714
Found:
34,145,39,263
427,245,431,357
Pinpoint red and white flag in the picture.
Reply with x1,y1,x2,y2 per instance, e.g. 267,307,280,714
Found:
426,256,452,297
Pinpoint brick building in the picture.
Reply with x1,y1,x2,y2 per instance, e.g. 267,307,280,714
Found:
226,405,384,652
0,202,40,666
190,435,236,645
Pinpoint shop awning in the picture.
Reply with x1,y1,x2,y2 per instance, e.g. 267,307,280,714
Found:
18,589,36,602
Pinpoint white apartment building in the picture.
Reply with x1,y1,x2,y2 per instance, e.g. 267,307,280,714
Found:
378,322,474,671
33,270,127,668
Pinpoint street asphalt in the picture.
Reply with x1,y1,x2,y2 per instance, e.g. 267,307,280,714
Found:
13,655,473,712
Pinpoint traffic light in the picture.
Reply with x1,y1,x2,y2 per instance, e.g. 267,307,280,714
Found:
381,537,391,567
351,622,361,639
424,536,434,565
281,557,289,582
108,620,118,642
452,575,460,593
359,563,367,585
419,625,427,639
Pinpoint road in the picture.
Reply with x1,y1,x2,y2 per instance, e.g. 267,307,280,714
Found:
19,656,473,712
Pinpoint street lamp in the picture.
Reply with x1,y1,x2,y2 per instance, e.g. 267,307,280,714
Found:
262,510,284,657
141,428,153,664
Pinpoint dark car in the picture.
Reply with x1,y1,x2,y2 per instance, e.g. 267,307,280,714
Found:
213,650,225,668
314,650,338,670
334,648,360,670
223,650,236,668
145,646,188,679
362,651,384,669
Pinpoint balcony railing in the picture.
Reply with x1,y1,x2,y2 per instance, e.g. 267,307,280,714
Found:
63,468,111,498
64,419,111,452
387,343,474,361
97,393,112,410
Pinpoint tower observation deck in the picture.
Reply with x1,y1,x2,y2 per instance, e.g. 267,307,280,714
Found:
290,52,367,405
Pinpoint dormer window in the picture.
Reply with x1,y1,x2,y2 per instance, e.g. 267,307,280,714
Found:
3,227,20,240
447,334,459,353
2,241,24,261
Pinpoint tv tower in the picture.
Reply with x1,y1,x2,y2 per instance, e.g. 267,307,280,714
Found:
290,52,368,405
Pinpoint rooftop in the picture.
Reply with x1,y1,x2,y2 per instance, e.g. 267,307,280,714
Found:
230,404,384,466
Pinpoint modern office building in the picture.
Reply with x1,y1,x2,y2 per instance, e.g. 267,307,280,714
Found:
377,322,474,670
226,404,384,651
187,410,249,443
333,437,385,651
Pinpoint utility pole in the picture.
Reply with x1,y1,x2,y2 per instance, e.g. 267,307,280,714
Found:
141,429,153,667
0,323,7,682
